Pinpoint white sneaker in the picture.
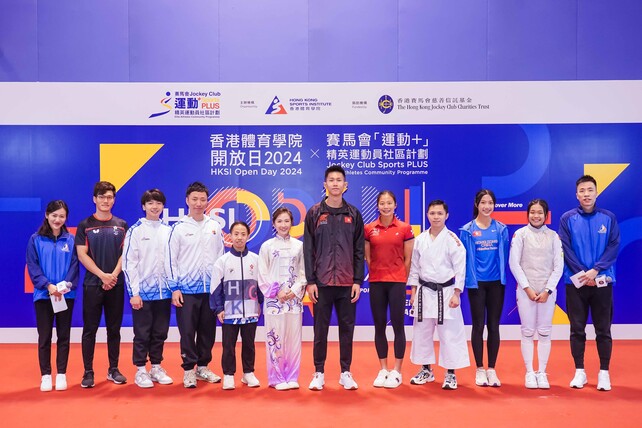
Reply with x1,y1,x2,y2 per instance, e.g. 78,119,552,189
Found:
308,372,325,391
40,375,52,392
241,372,260,388
274,382,290,391
150,366,173,385
135,370,154,388
55,374,67,391
287,381,300,389
486,369,501,387
373,369,388,387
196,366,221,383
597,370,611,391
222,375,235,390
339,371,358,390
410,367,435,385
475,368,488,387
525,371,538,389
442,372,457,390
536,372,550,389
183,369,197,388
570,369,587,389
383,370,402,389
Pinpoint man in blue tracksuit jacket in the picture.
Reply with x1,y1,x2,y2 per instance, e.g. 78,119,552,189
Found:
559,175,620,392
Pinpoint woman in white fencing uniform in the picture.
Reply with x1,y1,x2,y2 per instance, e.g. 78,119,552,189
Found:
509,198,564,389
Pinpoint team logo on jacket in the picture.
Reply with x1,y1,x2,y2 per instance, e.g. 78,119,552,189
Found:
344,216,352,224
61,243,70,252
472,231,482,237
113,226,120,235
318,213,329,225
598,224,607,234
371,228,380,236
92,229,100,234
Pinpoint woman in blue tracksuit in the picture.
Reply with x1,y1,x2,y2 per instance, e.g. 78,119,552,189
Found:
460,189,509,388
26,200,79,392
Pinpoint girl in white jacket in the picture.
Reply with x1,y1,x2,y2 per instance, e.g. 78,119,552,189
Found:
509,199,564,389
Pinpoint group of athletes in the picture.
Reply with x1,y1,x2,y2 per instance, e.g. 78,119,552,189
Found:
26,165,619,393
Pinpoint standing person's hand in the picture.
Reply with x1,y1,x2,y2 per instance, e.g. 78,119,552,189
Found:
306,284,319,303
351,283,361,303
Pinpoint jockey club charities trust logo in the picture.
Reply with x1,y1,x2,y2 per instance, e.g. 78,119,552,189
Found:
378,95,394,114
150,90,221,119
265,96,288,115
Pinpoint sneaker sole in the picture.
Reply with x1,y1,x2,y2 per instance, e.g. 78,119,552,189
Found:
442,385,457,390
81,383,94,388
107,376,127,385
183,383,197,388
196,376,221,383
241,380,261,388
410,378,433,385
136,382,154,389
309,385,324,391
55,385,67,391
339,382,358,390
152,378,174,385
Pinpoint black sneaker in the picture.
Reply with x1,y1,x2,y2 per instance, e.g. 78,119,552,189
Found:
81,370,95,388
107,367,127,385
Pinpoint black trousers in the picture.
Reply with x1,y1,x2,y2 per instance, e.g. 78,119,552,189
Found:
221,323,257,375
566,284,613,370
82,284,124,371
313,286,356,373
468,281,505,368
34,298,75,375
132,298,171,367
175,293,216,371
369,282,406,360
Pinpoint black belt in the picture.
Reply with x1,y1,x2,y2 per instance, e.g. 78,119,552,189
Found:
417,278,455,324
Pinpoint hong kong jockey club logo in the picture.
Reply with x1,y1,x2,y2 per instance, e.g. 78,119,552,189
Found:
378,95,394,114
149,91,172,118
265,96,288,115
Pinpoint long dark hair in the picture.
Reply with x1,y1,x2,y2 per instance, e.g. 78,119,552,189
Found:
472,189,496,219
37,200,70,237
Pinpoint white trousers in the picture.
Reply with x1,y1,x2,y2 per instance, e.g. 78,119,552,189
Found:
516,286,556,372
410,307,470,370
264,312,302,386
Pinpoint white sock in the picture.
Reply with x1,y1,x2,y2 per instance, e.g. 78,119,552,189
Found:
521,335,535,373
537,333,551,373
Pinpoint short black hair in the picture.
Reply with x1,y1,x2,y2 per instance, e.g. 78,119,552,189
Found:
428,199,449,214
93,181,116,197
230,221,250,235
272,207,293,223
376,190,396,205
141,188,166,205
527,198,549,218
186,181,209,197
325,165,346,180
576,175,597,189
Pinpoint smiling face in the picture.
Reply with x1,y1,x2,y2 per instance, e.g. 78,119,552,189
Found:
143,199,164,221
324,171,347,199
186,191,208,220
377,193,396,218
576,181,597,213
273,212,292,238
528,203,546,228
230,224,249,251
93,191,115,214
476,194,495,219
46,207,67,236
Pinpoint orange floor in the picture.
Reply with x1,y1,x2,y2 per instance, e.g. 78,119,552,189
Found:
2,340,641,428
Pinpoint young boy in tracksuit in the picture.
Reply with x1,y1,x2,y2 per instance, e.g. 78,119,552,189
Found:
210,221,263,390
123,189,173,388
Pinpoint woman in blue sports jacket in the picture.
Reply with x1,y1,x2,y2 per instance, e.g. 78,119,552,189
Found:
26,200,79,392
459,189,509,388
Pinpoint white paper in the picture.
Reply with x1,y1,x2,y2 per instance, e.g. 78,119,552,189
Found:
595,275,608,288
50,295,68,313
570,271,586,289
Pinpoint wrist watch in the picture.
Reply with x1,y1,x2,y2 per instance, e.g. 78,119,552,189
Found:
545,288,553,295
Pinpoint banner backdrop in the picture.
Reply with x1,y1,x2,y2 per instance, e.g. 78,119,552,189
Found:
1,81,641,337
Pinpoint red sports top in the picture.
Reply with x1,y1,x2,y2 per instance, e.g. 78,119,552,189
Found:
365,217,414,283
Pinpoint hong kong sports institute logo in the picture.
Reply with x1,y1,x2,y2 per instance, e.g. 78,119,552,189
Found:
378,95,394,114
265,96,288,115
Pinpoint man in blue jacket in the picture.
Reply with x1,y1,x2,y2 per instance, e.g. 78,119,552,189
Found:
559,175,620,392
